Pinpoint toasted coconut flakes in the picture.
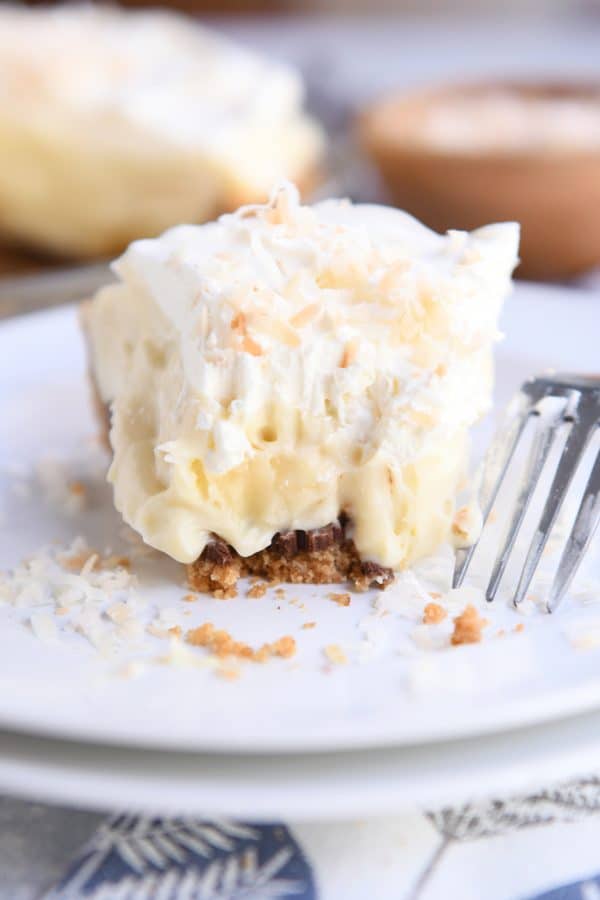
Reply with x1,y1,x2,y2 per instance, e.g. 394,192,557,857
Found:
103,555,131,570
1,538,140,655
564,623,600,651
105,601,131,625
241,335,263,356
147,622,170,639
60,550,97,572
339,340,358,368
255,314,300,348
230,311,247,334
290,303,319,328
324,644,348,665
80,553,100,577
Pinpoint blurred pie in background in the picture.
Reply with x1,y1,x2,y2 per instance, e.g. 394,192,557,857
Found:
0,4,325,259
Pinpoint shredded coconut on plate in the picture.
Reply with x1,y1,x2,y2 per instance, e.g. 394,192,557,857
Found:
0,537,142,655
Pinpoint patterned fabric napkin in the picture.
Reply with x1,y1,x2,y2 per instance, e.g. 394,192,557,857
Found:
40,776,600,900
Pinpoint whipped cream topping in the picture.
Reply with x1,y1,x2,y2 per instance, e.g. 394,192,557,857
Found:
87,184,519,569
0,5,323,194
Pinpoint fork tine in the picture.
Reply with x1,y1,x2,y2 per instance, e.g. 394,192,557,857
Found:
512,415,594,607
485,405,565,602
453,390,533,589
546,449,600,613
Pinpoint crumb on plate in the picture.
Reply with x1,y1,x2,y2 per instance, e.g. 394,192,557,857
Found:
324,643,348,665
451,604,488,645
328,592,351,607
423,601,447,625
186,622,296,663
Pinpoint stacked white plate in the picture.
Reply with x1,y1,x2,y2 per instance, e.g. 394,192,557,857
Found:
0,280,598,820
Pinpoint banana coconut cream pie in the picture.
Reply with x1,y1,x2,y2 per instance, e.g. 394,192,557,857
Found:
0,5,324,258
84,184,519,596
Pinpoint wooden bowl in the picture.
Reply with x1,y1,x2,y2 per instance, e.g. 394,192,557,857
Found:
358,81,600,280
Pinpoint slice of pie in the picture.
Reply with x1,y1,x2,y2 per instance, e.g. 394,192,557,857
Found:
0,5,324,259
84,183,519,596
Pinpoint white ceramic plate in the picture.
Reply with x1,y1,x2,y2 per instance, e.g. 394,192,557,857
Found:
0,282,599,754
1,706,600,819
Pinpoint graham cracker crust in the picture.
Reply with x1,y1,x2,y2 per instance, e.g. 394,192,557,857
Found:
187,521,394,598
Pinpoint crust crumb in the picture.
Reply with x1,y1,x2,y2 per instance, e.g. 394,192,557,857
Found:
168,626,182,639
324,643,348,665
428,591,442,600
217,667,240,681
247,582,268,599
423,602,447,624
182,593,197,603
514,622,525,633
328,592,351,607
451,604,488,645
214,586,237,600
186,622,296,663
271,636,296,659
302,621,316,629
187,524,393,597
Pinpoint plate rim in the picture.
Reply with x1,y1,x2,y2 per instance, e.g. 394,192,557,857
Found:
1,704,600,819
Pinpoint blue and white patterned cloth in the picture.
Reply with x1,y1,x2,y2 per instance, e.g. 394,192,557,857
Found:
5,776,594,899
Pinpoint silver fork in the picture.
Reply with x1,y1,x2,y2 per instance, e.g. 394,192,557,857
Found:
453,374,600,613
